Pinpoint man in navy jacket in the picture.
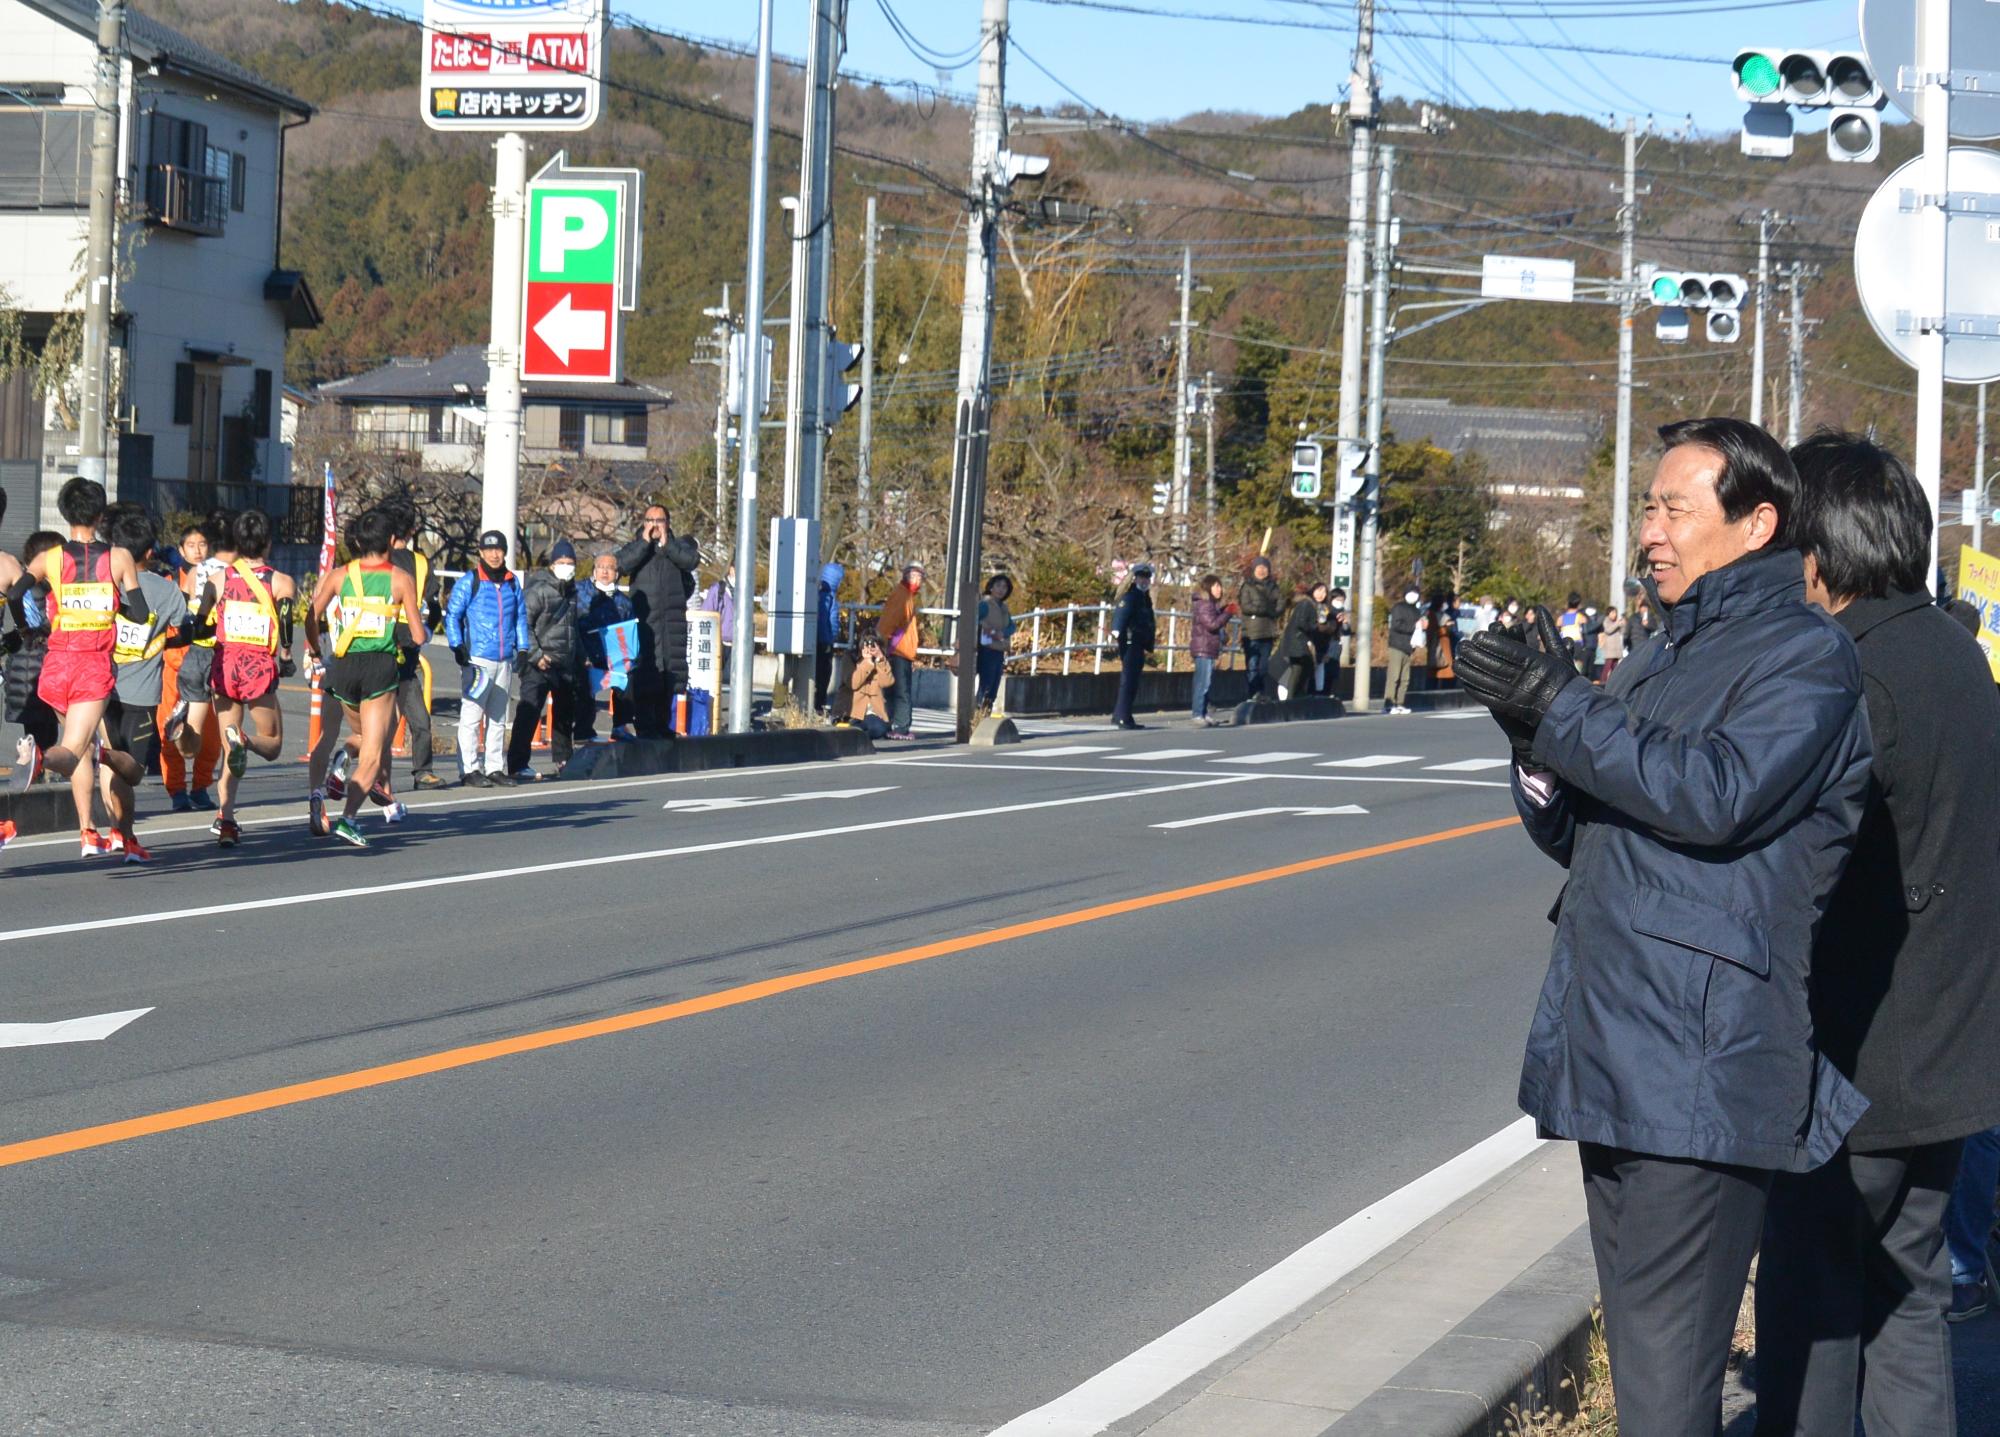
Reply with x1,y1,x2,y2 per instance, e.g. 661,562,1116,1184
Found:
1456,418,1872,1437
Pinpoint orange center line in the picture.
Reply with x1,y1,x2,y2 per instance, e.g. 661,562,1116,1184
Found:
0,816,1519,1171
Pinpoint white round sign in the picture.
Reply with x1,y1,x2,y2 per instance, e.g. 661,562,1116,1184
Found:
1861,0,2000,139
1853,147,2000,385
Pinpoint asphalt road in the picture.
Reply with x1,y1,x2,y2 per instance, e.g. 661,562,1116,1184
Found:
2,706,1966,1436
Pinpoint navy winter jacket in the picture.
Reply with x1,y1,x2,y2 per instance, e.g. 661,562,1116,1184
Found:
1515,546,1872,1172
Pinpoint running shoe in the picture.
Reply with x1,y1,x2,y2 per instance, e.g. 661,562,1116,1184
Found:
215,818,241,848
308,790,329,838
162,699,189,744
13,736,40,792
208,817,225,838
224,727,248,778
0,818,16,852
79,828,115,859
191,789,218,811
331,817,369,848
381,800,408,824
326,750,350,800
170,791,195,813
367,778,395,807
119,835,155,865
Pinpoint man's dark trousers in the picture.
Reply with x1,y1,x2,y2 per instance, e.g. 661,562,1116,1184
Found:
887,654,914,733
506,663,579,775
1580,1143,1771,1437
396,652,436,780
631,664,683,738
1243,637,1271,699
1754,1142,1962,1437
1112,649,1143,723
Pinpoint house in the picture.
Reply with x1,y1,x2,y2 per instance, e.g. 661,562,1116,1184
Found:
1385,398,1603,503
0,0,317,553
312,344,671,472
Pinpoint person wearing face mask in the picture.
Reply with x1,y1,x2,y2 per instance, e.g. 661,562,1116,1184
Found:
1319,587,1349,694
877,563,925,739
1110,561,1157,729
507,539,583,780
1384,585,1422,714
577,553,636,741
1497,597,1527,642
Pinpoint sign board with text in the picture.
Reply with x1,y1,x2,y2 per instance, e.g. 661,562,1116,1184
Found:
1957,545,2000,682
1481,255,1577,304
422,0,604,131
686,608,722,697
521,154,642,383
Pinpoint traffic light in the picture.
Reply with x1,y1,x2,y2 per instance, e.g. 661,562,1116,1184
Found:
1740,102,1794,159
821,334,863,421
1706,310,1742,343
1656,307,1690,344
1644,271,1747,311
1828,106,1882,162
1334,443,1367,503
1733,47,1882,161
1290,440,1323,502
1731,48,1783,102
1151,478,1173,516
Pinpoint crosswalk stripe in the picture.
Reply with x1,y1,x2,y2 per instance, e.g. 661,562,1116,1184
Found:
1212,752,1319,766
1317,754,1421,768
1106,749,1223,762
1003,745,1119,758
1424,757,1510,772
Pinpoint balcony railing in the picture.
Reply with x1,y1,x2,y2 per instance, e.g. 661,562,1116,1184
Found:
144,163,225,236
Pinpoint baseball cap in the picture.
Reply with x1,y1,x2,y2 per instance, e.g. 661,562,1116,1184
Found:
478,530,508,550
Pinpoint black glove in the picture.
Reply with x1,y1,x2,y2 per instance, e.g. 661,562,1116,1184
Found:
1457,606,1578,730
279,657,296,679
0,627,19,658
453,644,470,668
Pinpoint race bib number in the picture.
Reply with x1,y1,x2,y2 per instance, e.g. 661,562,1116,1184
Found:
223,606,274,646
61,584,116,614
112,614,154,662
344,608,389,640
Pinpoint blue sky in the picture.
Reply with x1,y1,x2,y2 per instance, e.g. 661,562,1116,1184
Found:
623,0,1869,137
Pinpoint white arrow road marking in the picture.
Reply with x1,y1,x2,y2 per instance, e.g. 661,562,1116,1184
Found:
0,1007,152,1049
1152,804,1368,830
533,291,606,363
663,786,898,813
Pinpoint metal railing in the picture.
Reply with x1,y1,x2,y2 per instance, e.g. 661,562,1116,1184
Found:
807,601,1241,674
143,163,225,236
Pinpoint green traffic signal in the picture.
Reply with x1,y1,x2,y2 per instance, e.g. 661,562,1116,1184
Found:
1651,275,1681,303
1734,51,1780,98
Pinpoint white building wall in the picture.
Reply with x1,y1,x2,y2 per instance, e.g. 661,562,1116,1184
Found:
0,4,95,89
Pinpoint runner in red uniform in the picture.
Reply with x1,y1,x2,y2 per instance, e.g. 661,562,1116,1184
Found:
210,510,296,846
0,482,20,854
4,478,142,856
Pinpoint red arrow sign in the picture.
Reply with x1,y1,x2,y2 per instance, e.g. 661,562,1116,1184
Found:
523,280,615,381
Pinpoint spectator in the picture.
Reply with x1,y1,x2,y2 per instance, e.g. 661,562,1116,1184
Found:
814,561,845,713
1455,417,1872,1437
1384,585,1421,715
1948,1130,2000,1321
578,553,636,741
1319,587,1350,693
444,530,530,787
1110,561,1156,729
1496,597,1526,641
701,562,739,687
157,518,221,810
1236,557,1282,699
613,503,701,738
1189,573,1230,726
383,501,446,791
1578,604,1603,678
1274,582,1324,701
975,573,1013,712
1595,607,1625,682
6,531,61,792
1754,432,2000,1434
1631,593,1660,644
506,539,583,781
877,562,924,740
839,628,893,739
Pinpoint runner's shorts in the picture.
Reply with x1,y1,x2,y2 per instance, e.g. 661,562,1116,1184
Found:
327,651,400,709
103,696,159,768
179,645,215,701
214,648,278,704
37,649,115,713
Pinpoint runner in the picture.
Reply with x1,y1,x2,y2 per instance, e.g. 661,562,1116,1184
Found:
0,483,19,854
6,531,61,801
165,511,234,812
4,478,143,856
312,505,406,827
385,499,447,791
98,508,189,863
305,508,426,848
209,510,296,847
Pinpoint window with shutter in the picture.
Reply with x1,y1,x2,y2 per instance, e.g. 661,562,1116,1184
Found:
558,407,585,451
252,369,273,439
173,362,194,425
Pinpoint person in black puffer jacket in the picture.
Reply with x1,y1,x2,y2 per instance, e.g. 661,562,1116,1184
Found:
506,539,586,778
614,502,701,738
1110,562,1157,729
1274,582,1325,700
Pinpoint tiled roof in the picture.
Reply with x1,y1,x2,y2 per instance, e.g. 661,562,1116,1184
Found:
26,0,312,115
1386,398,1603,480
316,345,672,407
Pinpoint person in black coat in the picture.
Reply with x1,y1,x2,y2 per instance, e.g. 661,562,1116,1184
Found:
1273,583,1323,700
1110,562,1156,729
1754,433,2000,1435
613,502,701,738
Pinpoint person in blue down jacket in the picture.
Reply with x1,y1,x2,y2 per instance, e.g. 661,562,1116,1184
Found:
1454,416,1872,1437
443,530,531,786
814,560,845,715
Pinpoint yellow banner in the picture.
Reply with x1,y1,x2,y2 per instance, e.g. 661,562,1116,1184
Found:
1958,545,2000,683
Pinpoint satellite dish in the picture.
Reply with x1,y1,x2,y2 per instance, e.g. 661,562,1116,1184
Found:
1853,147,2000,384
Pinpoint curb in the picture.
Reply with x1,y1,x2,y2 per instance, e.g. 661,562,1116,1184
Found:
556,727,875,780
1231,696,1348,724
0,785,102,841
1329,1225,1598,1436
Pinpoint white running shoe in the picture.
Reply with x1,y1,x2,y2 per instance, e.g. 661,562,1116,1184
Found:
381,801,409,824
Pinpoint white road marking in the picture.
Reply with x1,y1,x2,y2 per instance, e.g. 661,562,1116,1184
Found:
0,777,1256,946
886,759,1510,790
1210,751,1318,766
1317,754,1422,768
1424,757,1510,772
988,1117,1546,1436
1152,804,1367,830
1104,749,1222,762
1430,708,1491,720
997,745,1119,759
662,786,897,812
0,1007,153,1049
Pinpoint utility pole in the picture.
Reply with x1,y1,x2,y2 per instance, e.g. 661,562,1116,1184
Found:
728,0,776,735
1351,145,1394,716
1785,264,1813,447
76,0,124,492
781,0,845,526
697,284,736,555
944,0,1020,744
1610,116,1638,613
480,132,527,563
1333,0,1376,523
858,192,877,531
1746,210,1788,429
1171,245,1195,563
1202,370,1217,570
